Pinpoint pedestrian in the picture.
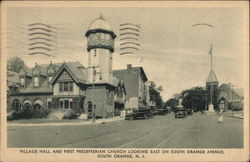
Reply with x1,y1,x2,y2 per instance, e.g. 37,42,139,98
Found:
218,100,225,123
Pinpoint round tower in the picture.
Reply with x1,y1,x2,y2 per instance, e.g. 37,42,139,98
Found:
85,14,116,83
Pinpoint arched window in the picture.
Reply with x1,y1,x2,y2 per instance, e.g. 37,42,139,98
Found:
11,99,21,112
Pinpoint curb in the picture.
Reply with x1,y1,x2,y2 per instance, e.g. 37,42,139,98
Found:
226,115,244,119
8,117,124,127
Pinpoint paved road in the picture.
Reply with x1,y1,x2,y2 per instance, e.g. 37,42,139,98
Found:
8,113,243,148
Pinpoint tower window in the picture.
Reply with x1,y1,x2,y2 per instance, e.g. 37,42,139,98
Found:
100,33,105,39
105,34,110,40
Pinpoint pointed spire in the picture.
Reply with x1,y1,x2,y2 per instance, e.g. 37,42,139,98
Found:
206,70,218,83
99,12,104,20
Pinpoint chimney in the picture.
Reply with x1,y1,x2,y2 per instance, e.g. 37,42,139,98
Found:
127,64,132,70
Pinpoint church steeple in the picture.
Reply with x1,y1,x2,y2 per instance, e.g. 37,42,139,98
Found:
206,70,218,83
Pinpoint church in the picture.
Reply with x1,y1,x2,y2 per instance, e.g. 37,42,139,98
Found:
205,49,243,112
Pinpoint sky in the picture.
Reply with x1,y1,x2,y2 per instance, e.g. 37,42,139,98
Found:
5,3,247,101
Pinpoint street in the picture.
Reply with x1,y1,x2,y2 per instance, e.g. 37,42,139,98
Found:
8,113,243,148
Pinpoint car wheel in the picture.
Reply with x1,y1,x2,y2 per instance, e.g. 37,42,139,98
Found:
144,114,149,120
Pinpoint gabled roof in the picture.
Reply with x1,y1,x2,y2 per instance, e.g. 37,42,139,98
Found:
234,88,243,97
206,70,218,83
50,61,87,85
113,66,148,82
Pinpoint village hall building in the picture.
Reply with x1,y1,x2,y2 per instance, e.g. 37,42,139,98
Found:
8,15,150,118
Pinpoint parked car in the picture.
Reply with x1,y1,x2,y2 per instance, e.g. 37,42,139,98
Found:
175,108,186,118
125,109,153,120
156,109,168,115
186,109,193,115
150,109,157,116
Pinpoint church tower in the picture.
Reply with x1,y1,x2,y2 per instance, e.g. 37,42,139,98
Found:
206,44,219,111
206,70,219,110
85,14,116,83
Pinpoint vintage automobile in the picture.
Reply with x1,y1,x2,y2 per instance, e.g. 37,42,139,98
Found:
125,109,153,120
175,108,187,118
186,109,193,115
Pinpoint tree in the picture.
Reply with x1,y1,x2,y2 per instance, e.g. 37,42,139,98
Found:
181,87,206,112
149,81,163,108
164,98,177,112
7,57,27,73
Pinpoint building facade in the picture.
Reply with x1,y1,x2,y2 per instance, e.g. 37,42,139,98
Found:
8,15,127,118
113,64,149,109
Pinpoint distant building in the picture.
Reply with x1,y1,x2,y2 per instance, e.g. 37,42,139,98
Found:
217,83,244,111
113,64,149,109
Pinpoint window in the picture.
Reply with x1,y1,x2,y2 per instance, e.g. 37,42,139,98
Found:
59,82,74,92
64,100,69,109
20,78,25,88
59,82,63,91
105,34,110,40
48,102,52,109
34,77,39,87
69,82,73,91
60,101,63,108
64,82,68,91
100,33,105,39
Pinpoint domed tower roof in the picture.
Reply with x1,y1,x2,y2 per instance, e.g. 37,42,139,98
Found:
85,14,116,39
88,14,113,31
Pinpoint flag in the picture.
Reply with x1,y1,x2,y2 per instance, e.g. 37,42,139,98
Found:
209,44,213,55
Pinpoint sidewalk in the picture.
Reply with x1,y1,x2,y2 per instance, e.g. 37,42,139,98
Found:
8,116,124,127
224,111,244,119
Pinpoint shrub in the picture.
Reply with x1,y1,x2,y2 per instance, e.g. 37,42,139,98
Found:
7,108,51,120
62,111,79,119
32,108,50,119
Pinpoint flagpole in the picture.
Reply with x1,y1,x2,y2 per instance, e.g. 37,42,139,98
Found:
209,43,213,105
210,43,213,70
